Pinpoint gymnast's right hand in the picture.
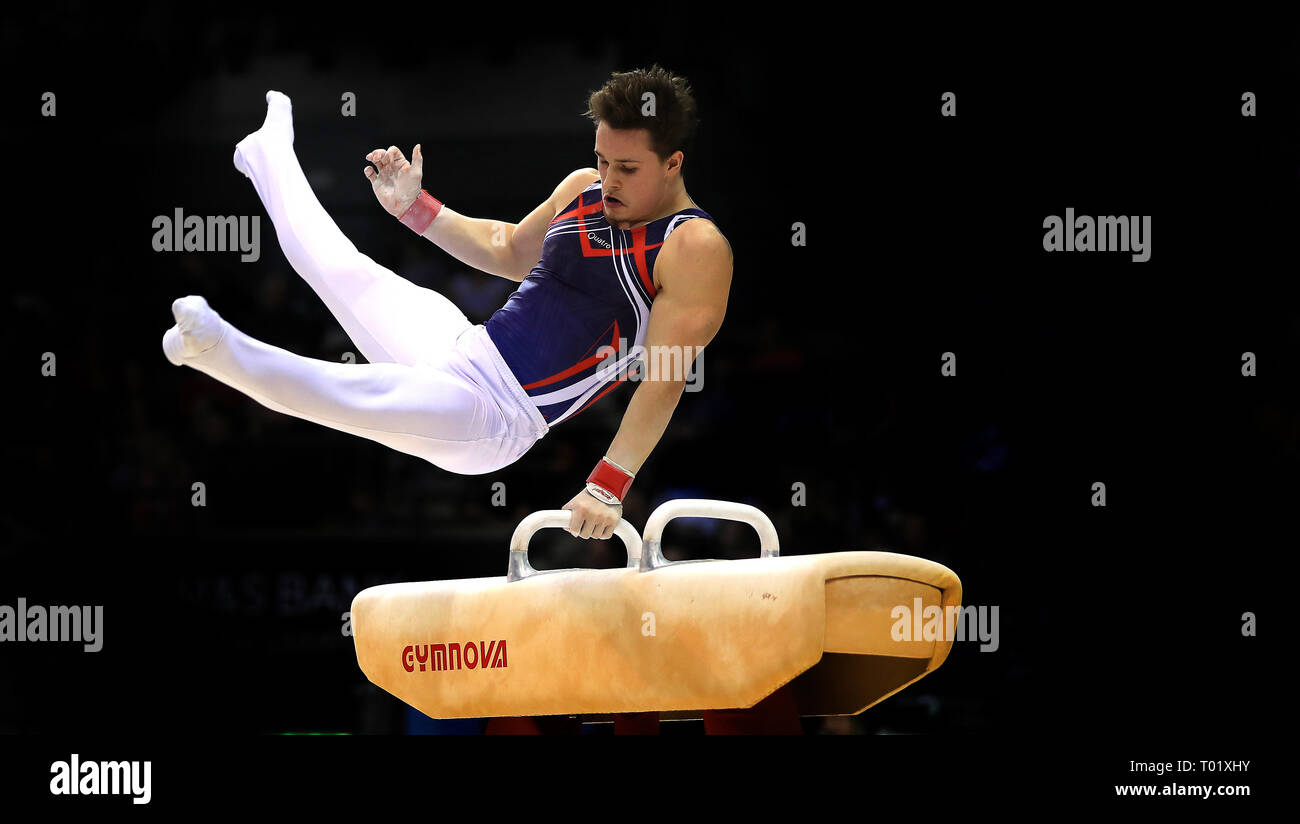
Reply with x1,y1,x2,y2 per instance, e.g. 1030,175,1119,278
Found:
364,144,424,218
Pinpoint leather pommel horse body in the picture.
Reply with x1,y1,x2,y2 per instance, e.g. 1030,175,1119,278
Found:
350,499,962,725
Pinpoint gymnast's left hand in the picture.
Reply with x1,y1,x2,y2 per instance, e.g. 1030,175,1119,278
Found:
562,489,622,539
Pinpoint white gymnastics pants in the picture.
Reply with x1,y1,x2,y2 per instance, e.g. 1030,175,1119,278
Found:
173,120,547,475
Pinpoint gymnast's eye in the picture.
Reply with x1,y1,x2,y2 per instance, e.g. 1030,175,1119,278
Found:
620,166,635,173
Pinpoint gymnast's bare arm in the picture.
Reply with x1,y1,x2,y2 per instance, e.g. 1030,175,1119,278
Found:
561,217,733,538
604,218,731,473
364,145,596,282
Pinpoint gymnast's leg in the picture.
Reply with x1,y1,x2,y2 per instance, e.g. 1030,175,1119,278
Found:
232,90,469,367
161,295,510,475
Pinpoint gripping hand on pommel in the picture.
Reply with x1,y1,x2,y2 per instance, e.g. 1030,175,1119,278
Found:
364,144,423,217
562,488,622,540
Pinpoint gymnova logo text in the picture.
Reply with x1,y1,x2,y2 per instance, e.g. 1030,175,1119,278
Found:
0,598,103,651
890,599,999,652
50,754,151,805
403,640,508,672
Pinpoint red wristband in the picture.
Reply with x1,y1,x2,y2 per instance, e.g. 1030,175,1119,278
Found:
585,457,634,505
398,189,443,235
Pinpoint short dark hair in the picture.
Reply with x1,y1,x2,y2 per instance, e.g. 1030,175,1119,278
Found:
583,64,699,163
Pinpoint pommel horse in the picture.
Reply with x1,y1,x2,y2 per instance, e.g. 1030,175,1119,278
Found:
350,499,962,734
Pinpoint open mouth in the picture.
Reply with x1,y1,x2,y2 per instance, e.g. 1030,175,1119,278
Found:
605,196,623,206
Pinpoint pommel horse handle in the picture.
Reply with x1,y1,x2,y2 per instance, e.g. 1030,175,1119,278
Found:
507,511,642,582
640,499,780,572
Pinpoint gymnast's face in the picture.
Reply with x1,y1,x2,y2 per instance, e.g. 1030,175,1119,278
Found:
594,121,681,227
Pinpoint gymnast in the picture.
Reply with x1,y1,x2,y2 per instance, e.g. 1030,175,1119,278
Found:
162,65,733,540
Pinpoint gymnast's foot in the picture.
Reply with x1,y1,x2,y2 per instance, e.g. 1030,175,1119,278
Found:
162,295,227,366
233,90,294,178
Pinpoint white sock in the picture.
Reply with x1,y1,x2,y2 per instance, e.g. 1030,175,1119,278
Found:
233,90,294,179
161,295,226,366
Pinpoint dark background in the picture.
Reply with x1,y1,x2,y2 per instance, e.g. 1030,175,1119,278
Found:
0,7,1293,742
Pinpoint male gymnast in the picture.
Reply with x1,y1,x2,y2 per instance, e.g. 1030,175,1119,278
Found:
162,65,733,540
